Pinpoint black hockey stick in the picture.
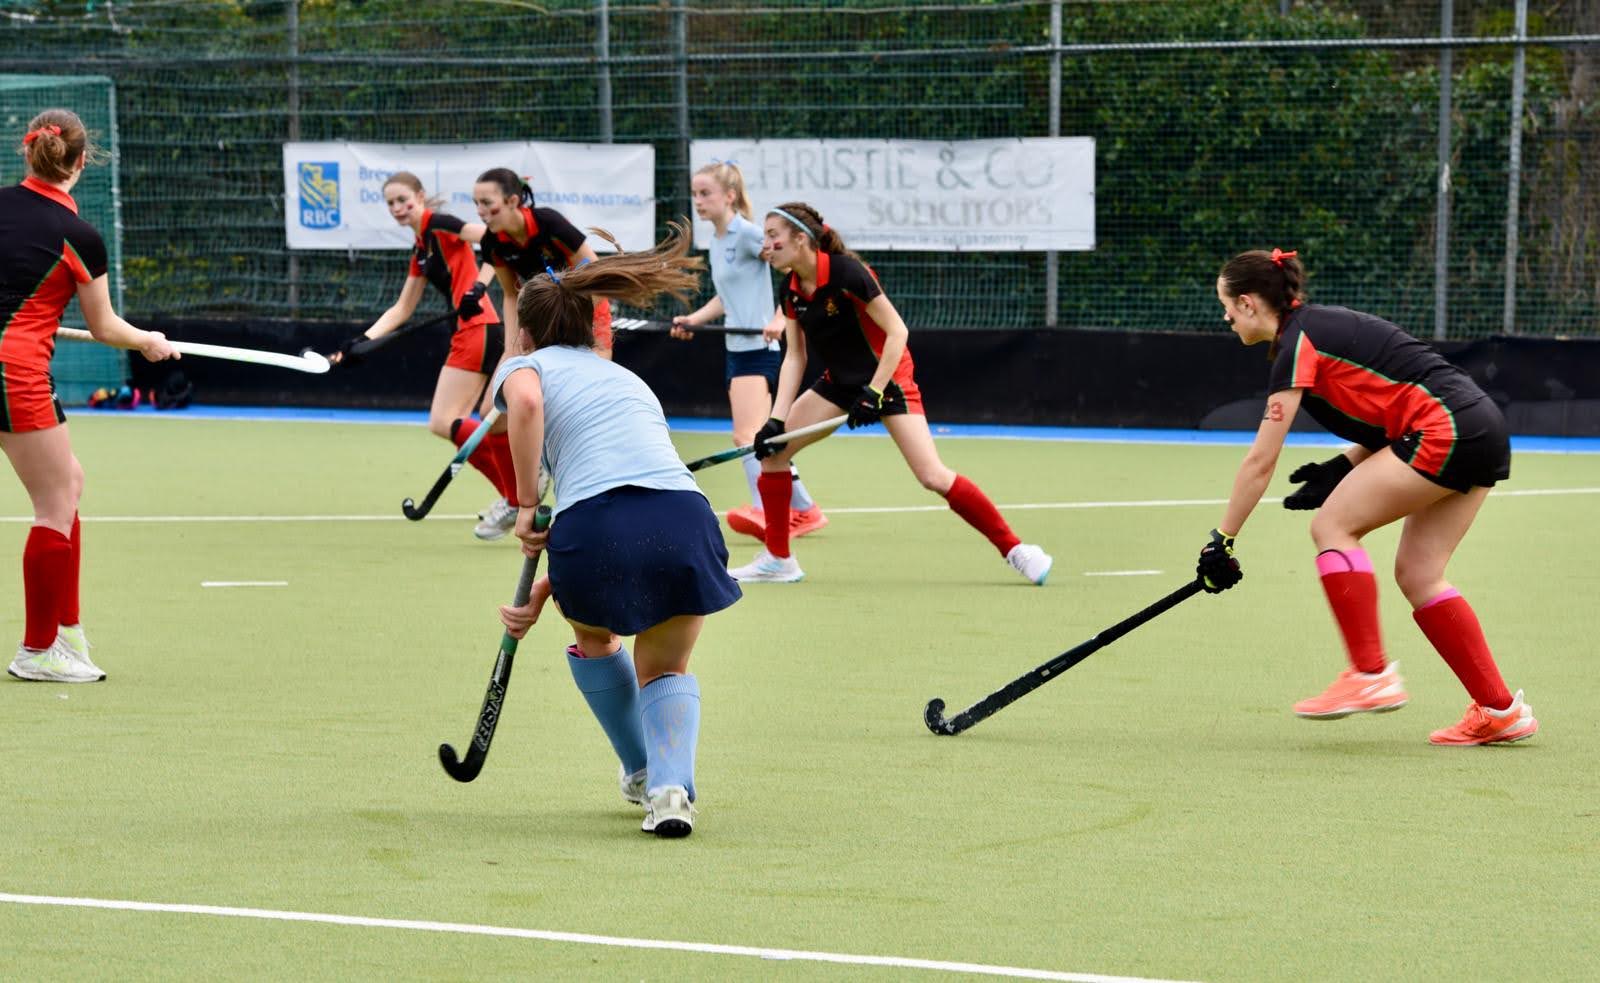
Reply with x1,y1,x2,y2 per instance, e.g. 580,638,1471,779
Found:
402,408,501,520
925,578,1205,736
335,310,458,365
439,504,553,782
612,316,763,335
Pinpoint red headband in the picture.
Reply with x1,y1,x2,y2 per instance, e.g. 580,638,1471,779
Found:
1270,247,1298,267
22,124,62,146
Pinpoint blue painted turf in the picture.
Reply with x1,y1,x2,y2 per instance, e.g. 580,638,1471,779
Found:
76,403,1600,454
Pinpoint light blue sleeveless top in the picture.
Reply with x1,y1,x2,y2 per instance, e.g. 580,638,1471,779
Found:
492,346,703,516
710,214,780,354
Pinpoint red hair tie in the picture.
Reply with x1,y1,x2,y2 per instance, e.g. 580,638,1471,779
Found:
22,124,61,146
1290,298,1303,308
1270,247,1298,267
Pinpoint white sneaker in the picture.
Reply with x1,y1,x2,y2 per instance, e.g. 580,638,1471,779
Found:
1005,543,1053,585
620,765,647,807
8,637,103,683
57,624,106,680
728,550,804,583
473,498,518,541
641,786,696,838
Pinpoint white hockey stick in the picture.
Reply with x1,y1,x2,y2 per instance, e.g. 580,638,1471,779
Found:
56,327,331,375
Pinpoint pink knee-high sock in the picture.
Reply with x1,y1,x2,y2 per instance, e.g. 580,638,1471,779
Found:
942,475,1020,556
1316,548,1386,675
22,525,72,650
757,470,793,559
1412,590,1513,710
450,418,510,499
62,512,81,627
482,431,520,507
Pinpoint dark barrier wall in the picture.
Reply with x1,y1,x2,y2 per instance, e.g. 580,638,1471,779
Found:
132,318,1600,437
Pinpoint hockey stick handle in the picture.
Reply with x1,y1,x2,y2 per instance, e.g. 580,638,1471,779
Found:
684,414,849,472
612,317,764,335
346,310,458,358
56,327,331,374
926,579,1204,735
402,408,502,520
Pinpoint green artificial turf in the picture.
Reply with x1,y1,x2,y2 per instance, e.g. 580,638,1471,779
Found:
2,416,1596,981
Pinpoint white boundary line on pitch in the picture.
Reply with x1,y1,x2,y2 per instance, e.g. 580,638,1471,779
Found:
200,581,288,588
0,893,1198,983
1,486,1597,524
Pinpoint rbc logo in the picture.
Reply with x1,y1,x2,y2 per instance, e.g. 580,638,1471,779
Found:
298,161,340,229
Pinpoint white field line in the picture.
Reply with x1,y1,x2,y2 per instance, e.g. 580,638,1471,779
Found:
0,893,1199,983
1,485,1596,525
1084,570,1164,577
200,581,288,588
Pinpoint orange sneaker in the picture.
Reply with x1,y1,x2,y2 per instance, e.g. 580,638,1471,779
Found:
725,506,766,539
1429,689,1538,746
1293,662,1409,719
789,506,829,538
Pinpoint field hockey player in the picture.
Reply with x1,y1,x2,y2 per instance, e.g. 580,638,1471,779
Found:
492,222,740,838
2,109,179,683
672,160,828,541
326,171,522,540
730,201,1053,586
1198,247,1537,746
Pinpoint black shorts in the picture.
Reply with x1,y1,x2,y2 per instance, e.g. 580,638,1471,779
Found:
725,348,781,390
808,369,924,416
1391,398,1511,493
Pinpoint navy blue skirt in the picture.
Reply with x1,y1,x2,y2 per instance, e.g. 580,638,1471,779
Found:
546,486,742,636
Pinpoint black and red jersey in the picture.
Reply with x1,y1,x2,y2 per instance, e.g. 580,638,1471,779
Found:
1269,304,1489,448
480,206,587,285
781,252,913,388
409,210,495,327
0,177,107,372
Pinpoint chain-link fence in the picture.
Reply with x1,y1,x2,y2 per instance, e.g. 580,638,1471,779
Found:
2,0,1595,338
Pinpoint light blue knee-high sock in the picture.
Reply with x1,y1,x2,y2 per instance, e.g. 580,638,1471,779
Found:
789,466,815,511
567,646,647,776
741,455,763,508
639,673,700,801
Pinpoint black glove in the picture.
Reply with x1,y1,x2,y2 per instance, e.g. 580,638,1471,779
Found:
847,380,906,429
1283,454,1354,510
1197,529,1243,594
333,335,367,367
456,282,487,319
752,417,786,460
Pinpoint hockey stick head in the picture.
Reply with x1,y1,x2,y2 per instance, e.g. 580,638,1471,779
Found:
923,698,960,736
401,497,428,520
297,349,333,374
437,741,483,782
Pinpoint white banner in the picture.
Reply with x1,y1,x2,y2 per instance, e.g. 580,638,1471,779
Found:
688,138,1094,252
283,141,656,251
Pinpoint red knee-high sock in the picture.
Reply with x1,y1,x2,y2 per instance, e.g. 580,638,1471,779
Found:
942,475,1020,556
757,470,793,558
1315,549,1386,674
483,431,520,507
1413,590,1513,710
61,513,81,627
450,418,509,498
22,525,72,650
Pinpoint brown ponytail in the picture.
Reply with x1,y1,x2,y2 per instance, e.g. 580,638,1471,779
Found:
516,221,704,350
1218,248,1307,316
19,109,103,184
770,201,864,265
383,171,446,211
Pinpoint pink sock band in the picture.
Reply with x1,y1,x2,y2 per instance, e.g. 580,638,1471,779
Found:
1316,548,1373,577
1418,587,1462,610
